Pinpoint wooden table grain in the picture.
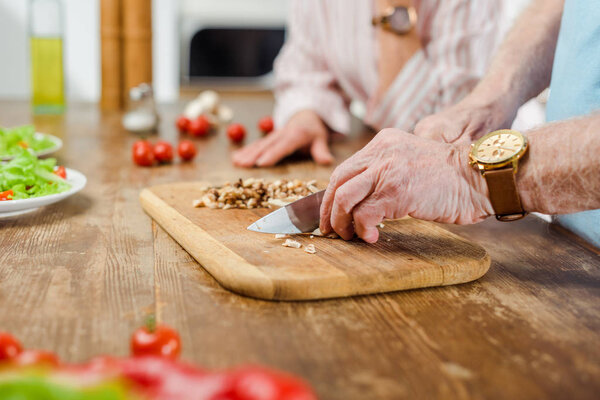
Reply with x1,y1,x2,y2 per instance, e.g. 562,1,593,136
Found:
0,96,598,400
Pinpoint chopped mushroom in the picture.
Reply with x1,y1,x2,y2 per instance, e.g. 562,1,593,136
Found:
304,244,316,254
311,227,339,239
282,239,302,248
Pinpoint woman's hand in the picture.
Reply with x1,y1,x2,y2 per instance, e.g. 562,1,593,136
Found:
319,129,494,243
232,110,333,167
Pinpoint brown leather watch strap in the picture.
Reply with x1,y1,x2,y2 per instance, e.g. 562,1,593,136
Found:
483,168,527,221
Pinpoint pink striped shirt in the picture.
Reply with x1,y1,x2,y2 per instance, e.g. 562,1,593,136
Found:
273,0,502,134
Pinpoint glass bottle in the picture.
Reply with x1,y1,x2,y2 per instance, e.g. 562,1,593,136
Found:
30,0,65,114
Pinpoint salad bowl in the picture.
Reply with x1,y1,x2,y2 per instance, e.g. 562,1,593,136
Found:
0,167,86,217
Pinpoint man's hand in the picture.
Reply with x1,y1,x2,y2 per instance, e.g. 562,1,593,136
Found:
413,96,517,144
232,110,333,168
319,129,494,243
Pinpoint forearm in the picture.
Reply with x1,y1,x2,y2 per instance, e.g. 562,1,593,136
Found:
466,0,564,114
516,113,600,214
273,0,350,133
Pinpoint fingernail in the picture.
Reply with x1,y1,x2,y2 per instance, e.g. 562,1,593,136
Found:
364,229,379,243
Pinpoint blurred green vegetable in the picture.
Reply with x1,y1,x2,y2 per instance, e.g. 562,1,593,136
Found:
0,125,55,157
0,374,131,400
0,148,70,200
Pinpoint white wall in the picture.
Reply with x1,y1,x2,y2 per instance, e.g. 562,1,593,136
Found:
153,0,178,102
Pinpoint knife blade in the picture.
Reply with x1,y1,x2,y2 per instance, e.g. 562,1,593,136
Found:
247,190,325,234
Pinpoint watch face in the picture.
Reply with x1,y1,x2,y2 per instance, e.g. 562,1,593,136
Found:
386,7,416,34
474,130,526,164
389,8,412,32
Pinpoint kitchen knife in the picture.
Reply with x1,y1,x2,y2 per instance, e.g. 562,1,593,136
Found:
247,190,325,234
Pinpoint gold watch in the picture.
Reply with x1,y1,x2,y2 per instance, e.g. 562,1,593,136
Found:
469,129,529,221
372,6,417,35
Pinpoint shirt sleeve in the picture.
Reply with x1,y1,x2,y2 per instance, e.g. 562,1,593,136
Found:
366,0,502,131
273,0,351,134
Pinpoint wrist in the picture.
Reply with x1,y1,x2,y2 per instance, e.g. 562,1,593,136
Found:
514,136,536,213
461,89,519,131
467,70,528,125
287,109,329,134
456,144,495,218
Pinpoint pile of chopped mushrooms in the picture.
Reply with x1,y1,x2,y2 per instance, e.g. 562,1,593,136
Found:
192,178,319,210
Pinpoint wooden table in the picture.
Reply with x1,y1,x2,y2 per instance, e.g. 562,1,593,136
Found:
1,95,599,399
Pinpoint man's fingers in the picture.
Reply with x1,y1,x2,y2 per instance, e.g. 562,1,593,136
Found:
352,197,386,243
310,137,334,165
320,159,367,234
232,133,278,167
329,171,375,240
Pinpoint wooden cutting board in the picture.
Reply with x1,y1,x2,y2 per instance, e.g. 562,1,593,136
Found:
140,182,491,301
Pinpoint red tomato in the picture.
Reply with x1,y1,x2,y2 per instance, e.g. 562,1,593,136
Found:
53,166,67,179
227,123,246,143
0,190,14,201
132,140,155,167
14,349,59,367
131,323,181,360
258,116,274,135
176,115,191,133
153,141,174,163
177,140,197,161
188,115,211,137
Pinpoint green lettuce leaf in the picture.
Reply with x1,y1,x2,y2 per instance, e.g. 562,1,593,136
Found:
0,125,55,157
0,148,70,199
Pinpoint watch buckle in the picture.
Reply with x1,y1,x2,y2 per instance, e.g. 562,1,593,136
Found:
496,212,528,222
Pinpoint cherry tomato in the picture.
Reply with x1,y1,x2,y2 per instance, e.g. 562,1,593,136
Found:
0,190,14,201
176,116,191,133
188,115,211,137
153,141,174,163
14,349,59,367
177,140,197,161
0,332,22,361
53,166,67,179
227,123,246,143
131,320,181,360
132,140,155,167
258,116,274,135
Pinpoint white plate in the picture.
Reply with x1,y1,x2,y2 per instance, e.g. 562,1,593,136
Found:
0,132,63,161
0,168,87,217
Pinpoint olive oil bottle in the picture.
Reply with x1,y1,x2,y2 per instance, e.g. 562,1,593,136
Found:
30,0,65,114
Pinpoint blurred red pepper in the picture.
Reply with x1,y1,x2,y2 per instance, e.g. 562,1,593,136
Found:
53,166,67,179
13,349,60,367
0,190,14,201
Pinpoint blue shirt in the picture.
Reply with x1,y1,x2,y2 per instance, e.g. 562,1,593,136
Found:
545,0,600,247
